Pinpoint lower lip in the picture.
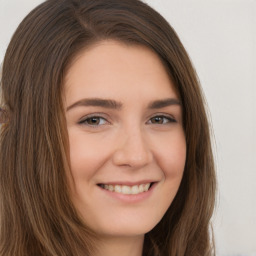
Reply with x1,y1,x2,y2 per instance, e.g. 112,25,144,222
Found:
98,183,157,203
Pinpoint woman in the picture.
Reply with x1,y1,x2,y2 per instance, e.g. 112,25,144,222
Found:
0,0,216,255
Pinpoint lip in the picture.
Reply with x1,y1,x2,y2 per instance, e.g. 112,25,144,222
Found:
97,180,156,186
97,181,158,203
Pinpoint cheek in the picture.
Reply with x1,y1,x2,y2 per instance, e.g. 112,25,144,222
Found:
68,130,105,180
155,132,186,179
149,132,186,223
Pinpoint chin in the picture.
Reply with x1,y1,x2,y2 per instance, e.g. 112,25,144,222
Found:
87,212,163,238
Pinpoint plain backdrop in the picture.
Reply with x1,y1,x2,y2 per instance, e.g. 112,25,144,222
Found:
0,1,255,255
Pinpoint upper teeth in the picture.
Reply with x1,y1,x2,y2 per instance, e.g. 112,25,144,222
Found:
101,183,151,195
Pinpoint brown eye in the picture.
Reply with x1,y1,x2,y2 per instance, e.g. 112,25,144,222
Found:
148,115,176,124
79,116,108,126
87,117,101,125
151,116,165,124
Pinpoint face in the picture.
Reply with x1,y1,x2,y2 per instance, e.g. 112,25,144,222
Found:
64,40,186,238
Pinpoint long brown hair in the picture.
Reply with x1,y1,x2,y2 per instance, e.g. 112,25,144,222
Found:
0,0,216,255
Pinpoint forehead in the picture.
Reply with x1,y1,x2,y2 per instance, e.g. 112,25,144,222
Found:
64,40,178,105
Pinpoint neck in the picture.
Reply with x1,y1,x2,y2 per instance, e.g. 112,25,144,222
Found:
94,235,144,256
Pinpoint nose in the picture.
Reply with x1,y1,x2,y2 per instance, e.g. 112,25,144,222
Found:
112,127,153,169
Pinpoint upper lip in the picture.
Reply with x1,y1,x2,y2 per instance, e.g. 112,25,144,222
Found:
97,180,157,186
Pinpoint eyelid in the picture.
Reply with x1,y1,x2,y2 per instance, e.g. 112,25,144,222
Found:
78,113,111,126
76,112,177,128
147,113,177,124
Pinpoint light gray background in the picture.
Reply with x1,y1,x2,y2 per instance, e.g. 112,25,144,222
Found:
0,0,255,255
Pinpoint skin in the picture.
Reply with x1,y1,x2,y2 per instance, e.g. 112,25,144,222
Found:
64,40,186,256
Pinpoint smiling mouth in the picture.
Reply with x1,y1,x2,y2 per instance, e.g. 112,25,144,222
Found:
97,182,155,195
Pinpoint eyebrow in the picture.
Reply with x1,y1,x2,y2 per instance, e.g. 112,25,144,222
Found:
148,98,181,109
66,97,181,111
66,98,122,111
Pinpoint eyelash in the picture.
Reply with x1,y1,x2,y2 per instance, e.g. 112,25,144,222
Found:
147,115,176,125
78,114,108,126
78,114,177,127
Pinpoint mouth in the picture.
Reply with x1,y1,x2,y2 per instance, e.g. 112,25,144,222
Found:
97,182,155,195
